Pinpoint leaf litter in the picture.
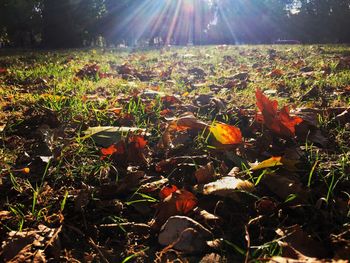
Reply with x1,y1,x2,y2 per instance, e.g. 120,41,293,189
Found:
0,46,349,262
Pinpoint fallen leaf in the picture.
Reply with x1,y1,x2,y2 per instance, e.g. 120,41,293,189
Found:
0,210,11,220
276,224,331,258
175,190,198,214
256,88,303,138
195,177,254,201
194,162,216,184
150,188,197,229
209,122,242,145
160,185,179,200
129,135,147,149
267,68,284,78
251,156,283,171
158,216,212,253
76,63,102,80
101,144,118,156
0,225,61,262
261,173,308,201
193,207,222,226
100,141,125,160
158,113,208,148
84,126,148,147
175,113,208,130
255,197,278,214
139,178,169,193
161,95,181,105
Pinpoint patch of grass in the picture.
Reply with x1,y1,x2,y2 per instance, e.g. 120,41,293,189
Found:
1,45,349,262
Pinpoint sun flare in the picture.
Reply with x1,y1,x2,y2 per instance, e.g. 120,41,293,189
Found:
104,0,213,45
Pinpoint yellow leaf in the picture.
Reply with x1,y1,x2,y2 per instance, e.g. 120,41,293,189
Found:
251,156,283,171
209,122,242,145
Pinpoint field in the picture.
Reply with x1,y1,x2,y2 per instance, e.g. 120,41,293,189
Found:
0,45,349,262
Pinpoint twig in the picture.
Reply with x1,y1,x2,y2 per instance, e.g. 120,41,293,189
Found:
88,237,110,263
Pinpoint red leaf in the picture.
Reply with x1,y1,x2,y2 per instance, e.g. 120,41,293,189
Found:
255,89,303,138
151,186,198,230
129,135,147,149
160,108,172,116
279,106,303,137
159,186,197,213
174,190,197,214
101,144,118,156
161,95,180,104
160,185,178,199
100,142,125,159
0,68,7,74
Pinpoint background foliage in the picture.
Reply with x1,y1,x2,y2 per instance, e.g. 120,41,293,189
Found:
1,0,350,47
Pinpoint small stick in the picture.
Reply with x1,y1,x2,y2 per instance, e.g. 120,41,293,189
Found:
88,237,110,263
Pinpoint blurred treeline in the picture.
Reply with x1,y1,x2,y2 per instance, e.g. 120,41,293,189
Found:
1,0,349,48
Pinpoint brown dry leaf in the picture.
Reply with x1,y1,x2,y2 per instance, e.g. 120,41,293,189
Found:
0,210,11,220
261,173,308,201
194,162,216,184
158,113,208,149
175,113,208,130
200,253,225,262
117,63,135,75
155,155,209,174
97,169,145,199
276,225,330,259
267,68,284,78
74,187,92,213
294,108,329,147
269,255,346,263
195,177,254,201
0,225,61,262
255,197,278,215
158,216,212,254
193,207,222,227
188,67,206,77
139,178,169,193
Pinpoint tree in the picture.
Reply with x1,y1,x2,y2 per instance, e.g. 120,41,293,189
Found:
0,0,42,47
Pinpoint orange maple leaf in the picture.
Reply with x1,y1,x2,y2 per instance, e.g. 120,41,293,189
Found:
256,89,303,138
